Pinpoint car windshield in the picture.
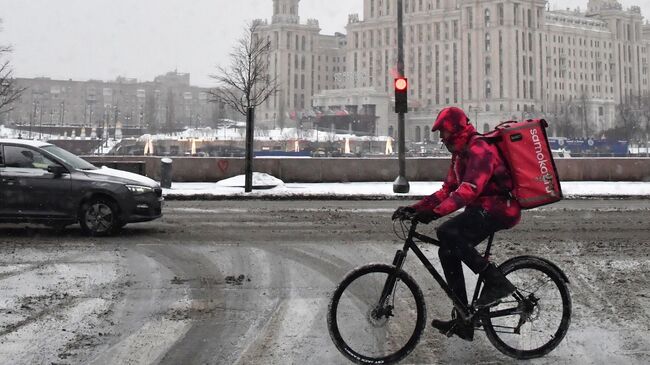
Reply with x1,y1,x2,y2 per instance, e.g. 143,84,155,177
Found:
41,145,97,170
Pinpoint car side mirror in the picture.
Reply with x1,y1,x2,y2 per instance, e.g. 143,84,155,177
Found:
47,165,68,176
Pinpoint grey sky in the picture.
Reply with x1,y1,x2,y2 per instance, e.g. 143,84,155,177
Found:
0,0,647,88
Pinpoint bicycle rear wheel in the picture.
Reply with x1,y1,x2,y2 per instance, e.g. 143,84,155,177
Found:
327,264,426,364
480,256,572,359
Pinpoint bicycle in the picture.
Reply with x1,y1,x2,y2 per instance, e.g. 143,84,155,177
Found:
327,214,572,364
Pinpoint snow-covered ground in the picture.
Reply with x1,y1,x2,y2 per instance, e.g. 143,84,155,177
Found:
163,179,650,199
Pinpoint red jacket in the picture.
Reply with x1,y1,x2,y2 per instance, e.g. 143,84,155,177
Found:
412,132,521,229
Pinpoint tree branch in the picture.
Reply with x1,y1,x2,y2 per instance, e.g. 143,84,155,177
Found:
208,21,279,117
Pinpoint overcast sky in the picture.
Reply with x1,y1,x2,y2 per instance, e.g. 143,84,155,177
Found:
0,0,648,87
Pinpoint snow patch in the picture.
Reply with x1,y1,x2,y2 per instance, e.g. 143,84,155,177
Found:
217,173,285,188
87,166,159,187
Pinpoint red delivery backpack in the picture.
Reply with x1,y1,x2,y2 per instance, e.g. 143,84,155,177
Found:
483,119,563,209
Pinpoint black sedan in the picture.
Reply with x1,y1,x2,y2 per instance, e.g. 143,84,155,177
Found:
0,139,163,236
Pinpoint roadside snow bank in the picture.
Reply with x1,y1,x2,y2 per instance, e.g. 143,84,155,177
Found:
216,173,284,188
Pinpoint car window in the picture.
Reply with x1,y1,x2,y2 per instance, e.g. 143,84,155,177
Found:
41,145,97,170
3,145,57,170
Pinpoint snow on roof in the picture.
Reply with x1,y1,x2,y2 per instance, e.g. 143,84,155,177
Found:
0,138,53,148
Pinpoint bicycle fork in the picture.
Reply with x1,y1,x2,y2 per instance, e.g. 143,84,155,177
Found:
372,249,407,319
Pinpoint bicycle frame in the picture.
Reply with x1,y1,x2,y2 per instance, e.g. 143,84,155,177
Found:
378,220,496,322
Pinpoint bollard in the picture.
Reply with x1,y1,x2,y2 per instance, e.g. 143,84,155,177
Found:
160,158,173,188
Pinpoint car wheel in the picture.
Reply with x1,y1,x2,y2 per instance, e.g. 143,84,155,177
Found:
79,197,121,237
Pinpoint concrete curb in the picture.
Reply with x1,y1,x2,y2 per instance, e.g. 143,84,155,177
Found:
162,194,650,201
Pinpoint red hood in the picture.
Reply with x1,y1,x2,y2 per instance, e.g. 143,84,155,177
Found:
432,107,476,153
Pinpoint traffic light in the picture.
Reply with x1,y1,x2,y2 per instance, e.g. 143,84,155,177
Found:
394,77,408,113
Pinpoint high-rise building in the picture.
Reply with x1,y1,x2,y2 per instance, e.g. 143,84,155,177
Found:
254,0,348,129
255,0,650,139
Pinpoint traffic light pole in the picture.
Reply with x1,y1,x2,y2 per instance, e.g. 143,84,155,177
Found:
245,106,255,192
393,0,410,193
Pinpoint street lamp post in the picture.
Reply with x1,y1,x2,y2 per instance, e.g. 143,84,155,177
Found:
38,104,43,140
60,101,65,127
30,100,37,139
113,105,118,141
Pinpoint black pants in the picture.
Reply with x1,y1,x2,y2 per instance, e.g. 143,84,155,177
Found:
436,208,505,306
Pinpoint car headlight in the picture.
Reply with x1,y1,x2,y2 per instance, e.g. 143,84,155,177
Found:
126,185,154,194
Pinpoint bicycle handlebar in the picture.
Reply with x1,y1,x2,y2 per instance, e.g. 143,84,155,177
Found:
392,214,442,246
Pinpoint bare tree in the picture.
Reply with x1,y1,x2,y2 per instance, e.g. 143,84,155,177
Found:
0,20,24,114
546,100,577,138
209,21,278,116
209,20,278,192
615,101,641,141
578,92,589,138
640,95,650,136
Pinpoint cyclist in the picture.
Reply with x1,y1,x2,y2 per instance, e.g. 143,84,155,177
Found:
393,106,520,341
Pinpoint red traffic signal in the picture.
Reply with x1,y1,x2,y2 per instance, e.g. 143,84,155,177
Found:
394,77,408,91
394,77,408,113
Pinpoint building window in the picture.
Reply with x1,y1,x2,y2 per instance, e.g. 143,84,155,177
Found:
467,7,473,29
514,3,519,26
486,81,492,99
498,4,504,26
485,8,491,27
485,33,491,52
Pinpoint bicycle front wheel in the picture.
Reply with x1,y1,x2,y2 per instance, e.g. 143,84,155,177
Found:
327,264,426,365
481,256,572,359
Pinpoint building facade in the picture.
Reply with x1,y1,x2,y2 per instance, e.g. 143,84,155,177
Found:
255,0,649,140
4,71,230,135
253,0,349,129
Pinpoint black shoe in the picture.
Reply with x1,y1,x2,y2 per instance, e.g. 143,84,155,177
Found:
431,316,474,341
477,264,516,307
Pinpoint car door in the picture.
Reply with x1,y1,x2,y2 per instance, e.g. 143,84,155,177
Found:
0,144,72,219
0,144,25,217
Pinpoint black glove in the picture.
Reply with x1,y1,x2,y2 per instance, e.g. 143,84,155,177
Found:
392,206,416,220
414,210,440,224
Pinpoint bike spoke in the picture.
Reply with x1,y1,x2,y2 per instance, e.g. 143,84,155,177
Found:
484,263,570,357
518,277,553,295
333,270,420,360
490,324,555,335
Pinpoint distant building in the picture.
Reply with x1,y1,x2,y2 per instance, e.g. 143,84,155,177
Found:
254,0,650,139
4,71,232,134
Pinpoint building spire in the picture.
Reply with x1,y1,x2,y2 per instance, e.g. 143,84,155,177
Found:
272,0,300,24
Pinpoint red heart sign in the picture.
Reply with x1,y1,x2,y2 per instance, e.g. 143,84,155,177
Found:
217,160,229,173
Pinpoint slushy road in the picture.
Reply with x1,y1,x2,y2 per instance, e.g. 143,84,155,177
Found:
0,200,648,364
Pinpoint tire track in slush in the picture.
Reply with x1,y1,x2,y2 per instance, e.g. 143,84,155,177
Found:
87,248,190,365
232,243,363,364
131,244,228,365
